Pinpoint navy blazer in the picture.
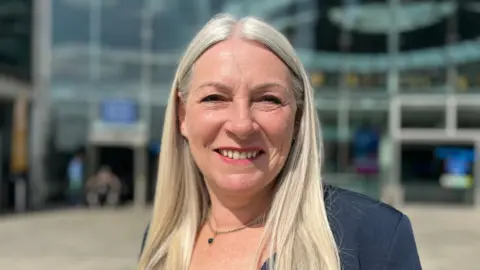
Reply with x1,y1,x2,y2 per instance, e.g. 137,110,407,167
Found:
140,185,422,269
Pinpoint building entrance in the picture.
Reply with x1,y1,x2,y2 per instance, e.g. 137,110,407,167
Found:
401,141,476,205
0,100,13,212
95,146,134,203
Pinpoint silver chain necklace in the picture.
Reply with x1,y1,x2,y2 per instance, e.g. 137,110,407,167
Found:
206,213,266,245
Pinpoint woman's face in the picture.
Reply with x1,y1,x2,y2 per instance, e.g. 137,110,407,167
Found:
179,38,297,197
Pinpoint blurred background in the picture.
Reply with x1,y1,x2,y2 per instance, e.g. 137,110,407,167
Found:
0,0,479,269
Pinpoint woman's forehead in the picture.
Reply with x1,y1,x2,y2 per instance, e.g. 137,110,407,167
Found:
192,38,291,87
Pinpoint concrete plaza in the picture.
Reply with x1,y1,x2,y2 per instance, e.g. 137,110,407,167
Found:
0,204,478,270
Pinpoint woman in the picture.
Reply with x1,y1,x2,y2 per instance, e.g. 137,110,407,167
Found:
138,14,421,270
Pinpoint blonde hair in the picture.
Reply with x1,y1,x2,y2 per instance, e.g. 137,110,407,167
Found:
137,14,341,270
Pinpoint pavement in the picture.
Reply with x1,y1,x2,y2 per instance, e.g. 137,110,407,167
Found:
0,206,151,270
402,205,480,270
0,204,478,270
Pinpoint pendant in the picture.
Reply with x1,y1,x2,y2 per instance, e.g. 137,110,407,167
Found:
208,238,214,245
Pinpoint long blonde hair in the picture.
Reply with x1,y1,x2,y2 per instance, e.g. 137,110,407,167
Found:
138,14,341,270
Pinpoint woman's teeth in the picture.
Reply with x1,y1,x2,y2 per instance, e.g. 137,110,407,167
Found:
219,150,260,160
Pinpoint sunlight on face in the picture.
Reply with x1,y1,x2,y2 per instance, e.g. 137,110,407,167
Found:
179,37,297,196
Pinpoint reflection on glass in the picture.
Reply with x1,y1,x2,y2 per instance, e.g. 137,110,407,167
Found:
346,72,387,93
310,71,388,94
310,71,339,92
318,110,338,173
401,107,446,129
457,107,480,129
0,0,32,81
399,68,447,93
457,62,480,93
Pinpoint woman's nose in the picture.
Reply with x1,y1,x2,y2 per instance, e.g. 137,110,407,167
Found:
224,103,256,139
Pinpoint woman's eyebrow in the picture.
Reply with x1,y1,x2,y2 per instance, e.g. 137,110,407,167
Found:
251,82,288,92
193,81,289,93
194,82,231,93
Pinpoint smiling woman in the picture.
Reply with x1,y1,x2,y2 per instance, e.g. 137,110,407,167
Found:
178,37,297,198
138,13,421,270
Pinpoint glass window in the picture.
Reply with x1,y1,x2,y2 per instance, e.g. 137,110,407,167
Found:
457,62,480,93
99,0,143,51
346,110,388,175
150,105,166,142
52,100,90,151
0,0,32,81
401,106,446,129
457,106,480,130
399,68,448,93
458,3,480,41
319,110,338,174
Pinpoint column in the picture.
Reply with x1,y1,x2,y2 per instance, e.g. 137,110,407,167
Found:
383,0,403,206
445,4,458,135
445,3,458,94
11,95,29,212
336,1,353,175
29,0,52,209
134,0,155,207
86,0,102,178
134,145,148,207
386,0,400,96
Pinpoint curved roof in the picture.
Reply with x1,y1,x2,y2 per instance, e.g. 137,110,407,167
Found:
52,0,480,73
297,41,480,72
267,0,480,72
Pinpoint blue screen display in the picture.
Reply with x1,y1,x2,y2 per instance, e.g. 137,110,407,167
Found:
434,147,475,175
353,126,380,174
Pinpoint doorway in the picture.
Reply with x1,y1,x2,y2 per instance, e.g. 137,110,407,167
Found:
147,148,158,203
96,146,134,203
0,100,13,211
401,141,476,205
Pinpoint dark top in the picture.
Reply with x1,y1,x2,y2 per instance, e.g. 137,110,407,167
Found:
140,185,422,270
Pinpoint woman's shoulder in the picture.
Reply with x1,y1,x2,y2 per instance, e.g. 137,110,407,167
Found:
323,184,408,237
323,184,404,222
323,184,421,269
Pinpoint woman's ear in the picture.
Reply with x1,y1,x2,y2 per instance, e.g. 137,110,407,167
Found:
177,92,188,139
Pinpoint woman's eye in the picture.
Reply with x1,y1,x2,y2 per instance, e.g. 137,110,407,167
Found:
259,95,282,104
201,94,224,102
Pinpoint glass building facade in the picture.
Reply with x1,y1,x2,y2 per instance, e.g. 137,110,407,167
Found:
26,0,480,206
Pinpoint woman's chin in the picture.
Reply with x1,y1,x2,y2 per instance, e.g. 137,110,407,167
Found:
209,174,269,194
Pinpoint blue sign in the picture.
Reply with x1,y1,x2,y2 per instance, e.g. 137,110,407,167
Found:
100,99,138,124
445,157,470,175
353,127,379,156
436,147,474,189
435,147,475,175
353,126,380,175
434,147,475,162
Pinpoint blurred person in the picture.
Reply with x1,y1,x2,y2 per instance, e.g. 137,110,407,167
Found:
67,150,84,206
85,165,122,207
138,14,421,270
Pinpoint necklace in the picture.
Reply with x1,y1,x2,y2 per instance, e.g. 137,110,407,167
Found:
206,213,266,245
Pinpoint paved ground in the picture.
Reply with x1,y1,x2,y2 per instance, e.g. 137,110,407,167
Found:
402,205,480,270
0,206,151,270
0,204,478,270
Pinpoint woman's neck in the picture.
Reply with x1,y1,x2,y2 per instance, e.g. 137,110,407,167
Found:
208,188,273,229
